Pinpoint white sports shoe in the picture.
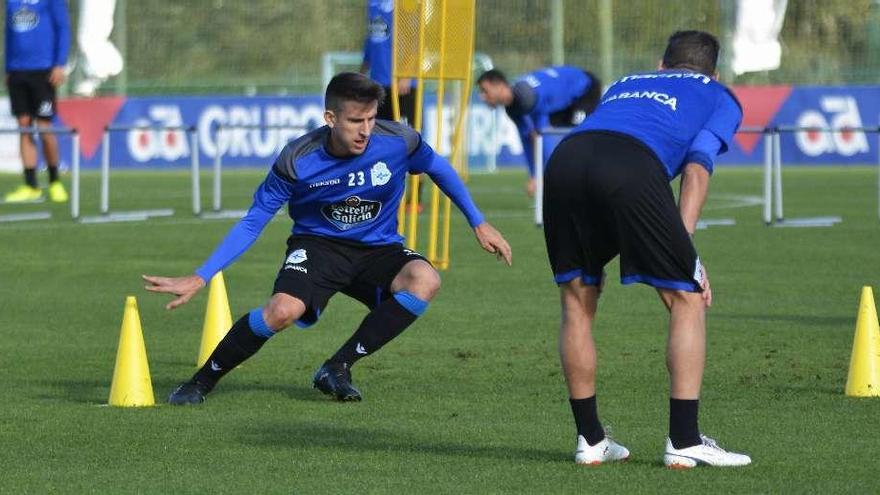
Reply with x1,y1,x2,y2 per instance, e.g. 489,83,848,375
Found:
575,435,630,465
664,435,752,469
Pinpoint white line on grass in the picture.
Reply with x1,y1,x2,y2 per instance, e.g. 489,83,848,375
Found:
0,194,765,231
702,194,763,211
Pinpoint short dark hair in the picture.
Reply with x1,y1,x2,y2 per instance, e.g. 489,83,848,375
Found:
661,30,720,76
476,69,508,86
325,72,386,112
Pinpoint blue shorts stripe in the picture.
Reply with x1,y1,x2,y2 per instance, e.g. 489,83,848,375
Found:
554,269,583,284
621,274,699,292
295,307,321,329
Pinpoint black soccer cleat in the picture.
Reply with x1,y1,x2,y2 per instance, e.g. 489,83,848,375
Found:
312,361,363,401
167,379,211,405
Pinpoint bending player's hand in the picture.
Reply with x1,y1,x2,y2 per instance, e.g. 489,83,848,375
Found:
49,66,66,87
142,274,206,310
474,222,512,266
699,263,712,307
397,78,412,95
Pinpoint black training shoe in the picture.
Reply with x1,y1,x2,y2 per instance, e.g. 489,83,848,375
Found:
168,379,211,405
312,361,362,401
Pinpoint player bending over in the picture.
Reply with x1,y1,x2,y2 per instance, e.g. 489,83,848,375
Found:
477,65,600,197
543,31,751,468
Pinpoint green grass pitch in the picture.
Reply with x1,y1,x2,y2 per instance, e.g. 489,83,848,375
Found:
1,166,879,493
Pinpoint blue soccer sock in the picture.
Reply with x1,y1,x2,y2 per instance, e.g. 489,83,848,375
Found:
328,291,428,367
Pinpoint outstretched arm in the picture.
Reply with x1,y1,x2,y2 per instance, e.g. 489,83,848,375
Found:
422,155,512,265
144,170,294,309
678,162,710,235
50,0,71,87
473,222,512,265
515,115,537,177
679,129,722,306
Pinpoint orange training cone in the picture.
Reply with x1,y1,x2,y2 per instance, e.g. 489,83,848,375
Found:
197,272,233,368
845,286,880,397
108,296,155,406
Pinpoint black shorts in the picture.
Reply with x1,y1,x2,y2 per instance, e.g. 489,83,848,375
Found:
543,131,703,292
272,235,430,327
549,71,601,127
7,70,57,119
378,86,416,126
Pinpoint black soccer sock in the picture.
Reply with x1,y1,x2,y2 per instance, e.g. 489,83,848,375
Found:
669,398,701,449
47,164,59,183
24,168,37,188
192,312,271,390
328,292,427,367
570,396,605,446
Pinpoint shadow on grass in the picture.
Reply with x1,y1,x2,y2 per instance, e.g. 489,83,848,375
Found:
769,383,842,396
239,419,568,464
36,378,185,404
37,378,326,405
712,313,849,328
219,382,328,403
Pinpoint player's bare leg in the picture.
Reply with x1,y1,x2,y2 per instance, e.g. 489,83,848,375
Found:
18,115,38,172
4,115,44,202
559,277,629,464
526,177,537,197
657,289,705,400
657,288,750,467
390,259,441,300
559,278,598,399
262,292,308,330
36,117,68,202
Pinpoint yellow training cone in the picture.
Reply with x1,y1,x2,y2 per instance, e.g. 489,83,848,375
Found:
108,296,155,406
845,286,880,397
197,272,233,368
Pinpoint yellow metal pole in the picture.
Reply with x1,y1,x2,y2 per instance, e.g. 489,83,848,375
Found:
394,1,407,236
406,0,428,250
428,0,449,265
439,0,476,269
440,195,452,270
390,6,401,123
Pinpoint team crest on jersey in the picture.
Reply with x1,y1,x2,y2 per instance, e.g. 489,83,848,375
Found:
368,15,389,42
378,0,394,13
321,195,382,231
370,162,391,186
12,7,39,32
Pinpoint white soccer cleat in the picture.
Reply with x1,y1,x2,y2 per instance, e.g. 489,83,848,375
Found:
574,435,630,465
664,435,752,469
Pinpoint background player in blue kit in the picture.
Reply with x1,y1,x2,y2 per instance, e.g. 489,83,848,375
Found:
542,31,751,467
360,0,415,125
4,0,70,203
144,72,511,404
477,65,600,197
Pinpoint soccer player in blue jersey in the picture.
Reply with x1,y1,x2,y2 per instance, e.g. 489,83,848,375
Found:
4,0,70,203
477,66,600,197
144,72,511,405
361,0,414,124
543,31,751,467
